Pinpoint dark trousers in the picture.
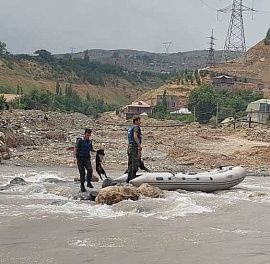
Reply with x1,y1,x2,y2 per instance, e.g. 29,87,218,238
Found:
127,145,139,183
77,157,93,187
124,159,150,174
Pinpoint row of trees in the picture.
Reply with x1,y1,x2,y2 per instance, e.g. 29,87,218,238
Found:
6,88,119,117
170,69,202,86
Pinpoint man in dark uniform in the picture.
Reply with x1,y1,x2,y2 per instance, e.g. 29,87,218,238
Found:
73,128,95,192
127,115,142,183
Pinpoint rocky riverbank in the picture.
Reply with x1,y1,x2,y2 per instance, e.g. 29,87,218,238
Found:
1,109,270,176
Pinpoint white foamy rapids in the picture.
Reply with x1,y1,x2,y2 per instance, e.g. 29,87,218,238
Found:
21,170,65,183
22,191,213,220
0,170,66,187
25,202,126,219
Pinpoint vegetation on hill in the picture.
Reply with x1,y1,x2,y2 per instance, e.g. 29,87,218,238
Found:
13,48,172,87
8,88,118,117
0,95,6,110
0,41,176,108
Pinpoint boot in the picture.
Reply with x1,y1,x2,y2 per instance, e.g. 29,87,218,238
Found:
87,182,94,188
80,184,86,192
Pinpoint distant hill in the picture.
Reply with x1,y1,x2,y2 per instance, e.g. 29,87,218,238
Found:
55,49,238,74
0,47,240,106
0,54,168,105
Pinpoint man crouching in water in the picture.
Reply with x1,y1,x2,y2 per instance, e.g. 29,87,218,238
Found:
73,128,95,192
127,115,142,183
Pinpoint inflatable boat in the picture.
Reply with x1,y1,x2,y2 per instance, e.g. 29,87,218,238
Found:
114,166,246,192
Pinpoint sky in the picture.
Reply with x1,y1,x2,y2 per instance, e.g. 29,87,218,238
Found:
0,0,269,54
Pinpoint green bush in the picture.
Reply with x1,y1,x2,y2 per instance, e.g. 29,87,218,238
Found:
0,95,7,110
16,89,119,116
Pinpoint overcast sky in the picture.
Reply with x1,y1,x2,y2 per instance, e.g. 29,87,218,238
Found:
0,0,269,54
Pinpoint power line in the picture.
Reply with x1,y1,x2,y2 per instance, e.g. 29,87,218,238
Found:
199,0,217,11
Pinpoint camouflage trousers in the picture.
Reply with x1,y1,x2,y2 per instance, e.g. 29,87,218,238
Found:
127,144,139,183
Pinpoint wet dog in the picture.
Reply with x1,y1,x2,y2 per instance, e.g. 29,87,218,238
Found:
96,149,107,180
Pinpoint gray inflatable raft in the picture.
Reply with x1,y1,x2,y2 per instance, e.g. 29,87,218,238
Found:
115,166,246,192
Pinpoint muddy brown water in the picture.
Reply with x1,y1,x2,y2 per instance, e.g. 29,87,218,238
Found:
0,164,270,264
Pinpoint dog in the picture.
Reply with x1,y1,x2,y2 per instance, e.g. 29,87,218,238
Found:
95,149,107,180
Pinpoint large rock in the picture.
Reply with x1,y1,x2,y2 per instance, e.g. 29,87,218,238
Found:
137,183,164,198
10,177,27,185
0,132,5,142
96,185,140,205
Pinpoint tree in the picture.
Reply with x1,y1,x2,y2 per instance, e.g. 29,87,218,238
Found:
55,81,60,95
17,84,20,95
34,49,54,63
0,95,7,110
153,90,168,119
0,41,7,56
194,69,201,85
83,50,90,64
65,83,73,97
188,85,217,124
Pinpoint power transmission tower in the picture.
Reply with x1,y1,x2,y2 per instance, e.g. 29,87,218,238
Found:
218,0,254,62
70,47,76,54
206,29,216,67
163,41,172,53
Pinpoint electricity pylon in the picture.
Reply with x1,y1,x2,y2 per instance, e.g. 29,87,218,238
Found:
206,29,216,67
218,0,254,62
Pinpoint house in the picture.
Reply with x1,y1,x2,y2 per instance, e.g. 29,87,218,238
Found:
212,75,235,89
156,94,183,111
212,75,264,91
246,99,270,123
122,101,152,119
170,108,191,115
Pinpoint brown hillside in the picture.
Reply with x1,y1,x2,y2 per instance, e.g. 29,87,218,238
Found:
211,39,270,96
0,59,146,104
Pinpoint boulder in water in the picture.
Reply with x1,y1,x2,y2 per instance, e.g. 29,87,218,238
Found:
44,178,63,184
73,189,99,201
248,191,268,199
137,183,164,198
96,185,140,205
102,177,118,188
10,177,26,185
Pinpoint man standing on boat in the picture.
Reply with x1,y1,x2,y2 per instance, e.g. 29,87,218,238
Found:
127,115,142,183
73,128,95,192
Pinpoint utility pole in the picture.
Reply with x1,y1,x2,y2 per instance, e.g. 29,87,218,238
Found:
163,42,172,54
70,47,76,60
216,102,219,125
70,47,76,54
218,0,254,62
206,29,216,67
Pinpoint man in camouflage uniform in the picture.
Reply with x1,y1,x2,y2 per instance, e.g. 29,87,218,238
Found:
127,115,142,183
